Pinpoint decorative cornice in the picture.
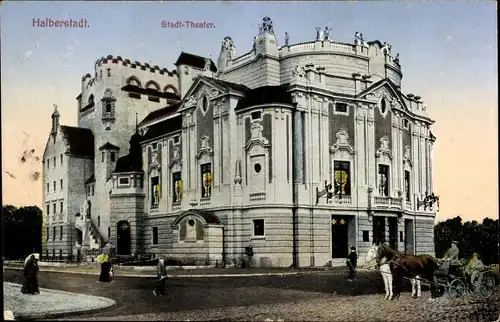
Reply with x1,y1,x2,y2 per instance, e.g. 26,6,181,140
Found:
244,120,270,151
330,130,354,155
196,135,214,159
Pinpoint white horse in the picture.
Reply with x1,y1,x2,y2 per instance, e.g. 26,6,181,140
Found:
365,244,422,299
365,243,393,300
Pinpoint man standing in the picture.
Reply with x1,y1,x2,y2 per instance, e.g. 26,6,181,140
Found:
153,255,168,296
346,246,358,282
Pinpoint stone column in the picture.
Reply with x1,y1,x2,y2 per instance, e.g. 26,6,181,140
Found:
355,103,367,205
392,113,400,193
366,105,376,189
293,110,304,184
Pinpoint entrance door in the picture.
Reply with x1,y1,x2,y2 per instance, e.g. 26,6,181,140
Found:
331,216,349,258
388,217,398,250
373,216,386,244
404,219,414,255
117,221,131,255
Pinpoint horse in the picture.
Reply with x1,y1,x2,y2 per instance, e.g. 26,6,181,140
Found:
375,243,438,300
365,243,394,300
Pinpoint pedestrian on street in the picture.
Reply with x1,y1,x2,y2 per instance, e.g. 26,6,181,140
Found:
21,253,40,294
97,250,112,282
346,246,358,282
153,255,168,296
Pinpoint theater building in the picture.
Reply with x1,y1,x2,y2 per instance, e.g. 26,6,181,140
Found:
43,17,438,267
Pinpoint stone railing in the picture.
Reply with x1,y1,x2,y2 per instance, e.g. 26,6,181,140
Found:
231,52,253,65
249,192,266,202
373,196,402,208
281,41,360,57
332,195,352,204
405,201,412,210
200,197,211,207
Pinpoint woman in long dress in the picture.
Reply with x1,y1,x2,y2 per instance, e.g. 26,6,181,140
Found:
97,251,112,282
21,254,40,294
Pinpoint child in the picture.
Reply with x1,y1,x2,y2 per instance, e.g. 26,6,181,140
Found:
346,246,358,282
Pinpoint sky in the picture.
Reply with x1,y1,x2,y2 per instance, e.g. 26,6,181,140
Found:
1,1,497,223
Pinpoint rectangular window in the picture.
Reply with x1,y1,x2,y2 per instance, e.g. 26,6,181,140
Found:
152,142,158,150
60,201,63,213
251,111,261,120
200,163,212,198
334,102,348,113
46,227,49,241
253,219,265,237
373,216,386,245
404,170,411,202
52,249,55,258
60,226,63,240
172,172,182,203
53,156,56,168
47,183,50,192
52,226,56,240
46,205,50,216
110,152,116,162
378,164,390,197
60,179,63,190
119,178,130,185
86,186,90,196
173,136,180,144
108,227,111,238
152,227,158,245
97,216,100,227
399,231,404,242
106,102,112,113
404,119,409,129
52,203,56,214
102,151,105,162
91,185,94,195
60,154,63,165
59,249,63,258
47,159,50,169
53,181,56,191
151,176,160,207
362,230,369,242
333,161,351,197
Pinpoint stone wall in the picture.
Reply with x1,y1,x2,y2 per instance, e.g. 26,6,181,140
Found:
415,217,435,256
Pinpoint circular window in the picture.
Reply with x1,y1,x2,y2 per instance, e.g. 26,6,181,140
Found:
188,219,195,227
254,163,262,173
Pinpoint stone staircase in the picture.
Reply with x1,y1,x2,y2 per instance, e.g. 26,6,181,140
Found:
88,219,104,250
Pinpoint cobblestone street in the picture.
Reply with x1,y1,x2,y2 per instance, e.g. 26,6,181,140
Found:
4,269,499,321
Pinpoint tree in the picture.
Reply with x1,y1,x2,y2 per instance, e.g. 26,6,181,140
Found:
3,205,42,259
434,216,499,265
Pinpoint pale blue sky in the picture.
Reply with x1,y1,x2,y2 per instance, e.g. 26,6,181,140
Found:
1,1,497,222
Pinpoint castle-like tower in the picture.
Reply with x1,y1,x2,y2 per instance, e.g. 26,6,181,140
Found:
42,53,216,258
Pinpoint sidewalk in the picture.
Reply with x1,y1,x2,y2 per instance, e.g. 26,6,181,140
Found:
4,263,346,278
3,282,117,320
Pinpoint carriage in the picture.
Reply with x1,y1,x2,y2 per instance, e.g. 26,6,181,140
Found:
433,259,496,299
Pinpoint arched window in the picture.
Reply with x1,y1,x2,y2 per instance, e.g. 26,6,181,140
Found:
145,80,160,91
97,215,100,227
163,85,179,95
88,94,94,104
126,76,141,87
381,98,387,114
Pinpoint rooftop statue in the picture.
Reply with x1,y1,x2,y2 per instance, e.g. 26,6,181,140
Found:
316,26,325,41
284,32,289,46
354,31,361,45
260,16,274,34
324,26,332,40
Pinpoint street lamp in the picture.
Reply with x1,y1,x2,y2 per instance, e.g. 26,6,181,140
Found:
416,192,440,211
315,180,333,205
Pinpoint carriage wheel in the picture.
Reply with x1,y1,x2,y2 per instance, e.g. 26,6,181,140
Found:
447,279,467,298
477,274,496,298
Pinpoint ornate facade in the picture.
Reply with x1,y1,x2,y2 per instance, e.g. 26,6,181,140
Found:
42,17,438,267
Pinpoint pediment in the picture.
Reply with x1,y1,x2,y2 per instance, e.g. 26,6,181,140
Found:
358,79,409,114
180,77,228,111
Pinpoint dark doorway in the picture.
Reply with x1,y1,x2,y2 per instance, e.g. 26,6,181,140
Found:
331,215,349,258
75,229,83,245
388,217,398,249
404,219,415,255
373,216,386,244
117,221,131,255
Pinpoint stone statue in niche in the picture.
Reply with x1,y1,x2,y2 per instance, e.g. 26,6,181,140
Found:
251,122,263,140
404,145,411,161
151,150,159,166
292,66,305,77
200,136,210,149
336,130,349,146
380,137,389,151
379,173,387,196
172,146,180,159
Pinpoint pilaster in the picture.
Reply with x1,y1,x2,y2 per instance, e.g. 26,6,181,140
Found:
411,123,420,201
366,104,376,189
355,103,367,205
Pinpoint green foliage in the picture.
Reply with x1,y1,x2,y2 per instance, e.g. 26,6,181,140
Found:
3,204,43,259
434,216,499,265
